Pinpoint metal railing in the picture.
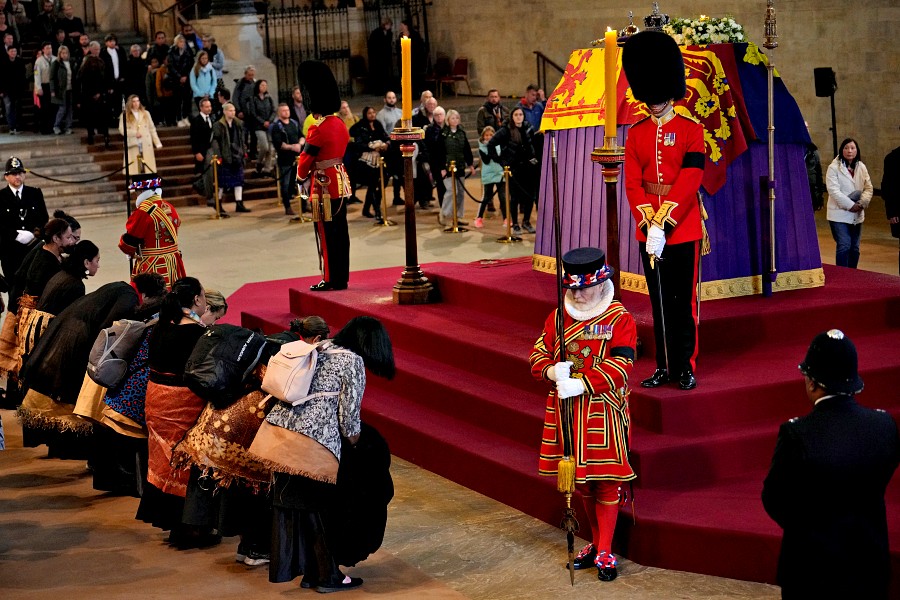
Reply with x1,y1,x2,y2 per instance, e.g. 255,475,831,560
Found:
534,50,565,93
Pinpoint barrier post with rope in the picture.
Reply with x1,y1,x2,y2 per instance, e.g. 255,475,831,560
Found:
444,160,467,233
377,156,396,227
211,154,221,220
497,165,521,243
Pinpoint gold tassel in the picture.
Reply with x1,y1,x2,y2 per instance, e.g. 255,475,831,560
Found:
698,194,712,257
557,457,576,494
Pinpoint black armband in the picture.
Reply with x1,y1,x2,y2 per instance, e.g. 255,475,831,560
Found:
610,346,636,362
682,152,705,170
121,233,143,248
302,143,321,156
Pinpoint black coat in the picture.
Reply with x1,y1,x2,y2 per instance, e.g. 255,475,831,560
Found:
0,184,48,281
190,112,214,157
322,422,393,567
100,45,127,87
883,146,900,239
22,282,140,405
762,395,900,599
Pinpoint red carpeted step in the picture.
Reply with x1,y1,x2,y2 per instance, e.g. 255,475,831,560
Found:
367,347,547,447
360,385,572,528
631,331,900,435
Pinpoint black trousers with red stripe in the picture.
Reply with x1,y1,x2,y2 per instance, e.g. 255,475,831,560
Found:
640,240,699,375
315,197,350,287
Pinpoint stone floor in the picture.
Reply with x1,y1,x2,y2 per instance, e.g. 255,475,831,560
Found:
1,113,897,598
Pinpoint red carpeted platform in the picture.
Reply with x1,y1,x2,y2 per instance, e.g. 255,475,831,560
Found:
223,261,900,589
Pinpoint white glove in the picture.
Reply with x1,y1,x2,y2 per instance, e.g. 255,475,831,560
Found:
15,229,35,245
556,377,586,399
548,361,573,382
646,224,667,258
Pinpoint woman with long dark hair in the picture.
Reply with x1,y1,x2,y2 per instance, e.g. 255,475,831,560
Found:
488,106,538,235
826,137,874,268
248,79,276,175
249,316,395,592
349,106,390,223
135,276,216,548
37,239,99,315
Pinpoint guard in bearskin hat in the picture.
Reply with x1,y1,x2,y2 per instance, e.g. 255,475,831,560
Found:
763,329,899,599
530,247,637,582
622,30,705,391
296,61,352,291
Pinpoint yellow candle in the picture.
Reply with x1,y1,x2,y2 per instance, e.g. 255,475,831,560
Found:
604,28,617,137
401,36,412,122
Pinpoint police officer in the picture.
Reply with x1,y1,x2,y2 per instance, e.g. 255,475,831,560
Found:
622,31,705,391
0,157,49,284
762,329,900,600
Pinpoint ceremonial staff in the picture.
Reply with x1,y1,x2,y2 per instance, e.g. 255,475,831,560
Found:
763,0,778,296
551,130,578,587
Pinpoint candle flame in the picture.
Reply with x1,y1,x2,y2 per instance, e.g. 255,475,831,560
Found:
606,26,612,32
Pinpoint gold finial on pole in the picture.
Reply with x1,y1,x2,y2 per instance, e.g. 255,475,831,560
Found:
764,0,778,50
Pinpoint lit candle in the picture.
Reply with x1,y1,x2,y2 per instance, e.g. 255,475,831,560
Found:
604,27,617,140
401,36,412,122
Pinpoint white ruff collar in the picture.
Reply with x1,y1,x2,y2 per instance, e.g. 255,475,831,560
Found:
564,280,614,321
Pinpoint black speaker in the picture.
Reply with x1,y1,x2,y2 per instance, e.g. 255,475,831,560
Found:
814,67,837,97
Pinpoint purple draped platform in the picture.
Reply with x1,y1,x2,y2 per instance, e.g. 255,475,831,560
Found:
534,125,824,299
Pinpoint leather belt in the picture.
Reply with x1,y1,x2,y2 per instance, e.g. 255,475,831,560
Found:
315,158,342,170
643,181,672,196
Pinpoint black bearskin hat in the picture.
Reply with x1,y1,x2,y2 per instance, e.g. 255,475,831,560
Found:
297,61,341,116
622,30,686,105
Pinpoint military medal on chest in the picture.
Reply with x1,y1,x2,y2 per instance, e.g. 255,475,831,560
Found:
582,324,613,340
663,132,676,146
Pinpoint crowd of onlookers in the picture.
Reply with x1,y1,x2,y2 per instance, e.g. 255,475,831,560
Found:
0,2,227,145
339,85,547,235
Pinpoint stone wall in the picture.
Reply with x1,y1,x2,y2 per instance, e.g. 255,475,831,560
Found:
426,0,900,185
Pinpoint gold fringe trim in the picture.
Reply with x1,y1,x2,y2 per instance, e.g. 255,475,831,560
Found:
535,254,826,300
247,454,337,485
16,407,94,436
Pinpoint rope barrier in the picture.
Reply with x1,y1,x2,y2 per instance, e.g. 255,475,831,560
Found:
24,163,132,185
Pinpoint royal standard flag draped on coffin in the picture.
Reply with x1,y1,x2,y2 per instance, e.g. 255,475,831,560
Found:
541,44,753,196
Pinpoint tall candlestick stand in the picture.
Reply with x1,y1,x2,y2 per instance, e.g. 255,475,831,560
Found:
390,120,433,304
378,156,397,227
590,136,625,299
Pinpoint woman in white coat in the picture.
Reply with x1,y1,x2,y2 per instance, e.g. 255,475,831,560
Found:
119,95,163,174
826,137,873,268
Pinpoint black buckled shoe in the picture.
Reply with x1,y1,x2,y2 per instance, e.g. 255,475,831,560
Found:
640,369,670,388
596,552,618,582
309,281,348,292
678,371,697,390
565,543,597,570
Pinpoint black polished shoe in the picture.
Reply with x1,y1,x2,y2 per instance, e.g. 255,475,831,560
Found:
640,369,670,388
234,202,251,213
309,280,348,292
564,543,597,570
678,371,697,390
361,210,374,218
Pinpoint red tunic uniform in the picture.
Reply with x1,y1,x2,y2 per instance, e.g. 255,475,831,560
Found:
118,196,186,289
530,300,637,483
625,111,705,244
297,114,351,200
298,115,352,287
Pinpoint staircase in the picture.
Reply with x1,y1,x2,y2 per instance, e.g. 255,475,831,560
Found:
226,260,900,594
